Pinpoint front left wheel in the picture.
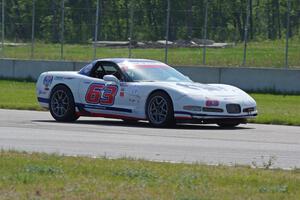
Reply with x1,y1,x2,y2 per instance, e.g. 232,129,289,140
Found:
49,85,79,122
146,91,174,127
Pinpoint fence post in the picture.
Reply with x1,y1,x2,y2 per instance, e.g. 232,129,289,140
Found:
202,0,208,65
242,0,250,66
31,0,35,59
1,0,4,57
94,0,99,59
128,2,134,58
164,0,170,64
285,0,291,69
60,0,64,60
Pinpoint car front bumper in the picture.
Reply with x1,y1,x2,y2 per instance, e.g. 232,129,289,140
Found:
174,110,257,124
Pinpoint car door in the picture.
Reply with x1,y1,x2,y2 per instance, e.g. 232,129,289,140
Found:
78,61,134,118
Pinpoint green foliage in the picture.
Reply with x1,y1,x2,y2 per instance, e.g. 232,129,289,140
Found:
3,0,300,43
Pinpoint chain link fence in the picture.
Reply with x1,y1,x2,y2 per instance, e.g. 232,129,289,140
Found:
0,0,299,68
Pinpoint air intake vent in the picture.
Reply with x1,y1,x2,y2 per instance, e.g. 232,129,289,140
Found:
203,107,223,113
226,104,241,114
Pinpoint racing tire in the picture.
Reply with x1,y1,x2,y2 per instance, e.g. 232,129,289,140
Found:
146,91,174,128
217,122,240,128
49,85,79,122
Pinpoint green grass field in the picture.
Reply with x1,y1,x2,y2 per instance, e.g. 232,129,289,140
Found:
249,94,300,126
0,151,299,199
0,79,299,126
3,39,300,67
0,80,40,110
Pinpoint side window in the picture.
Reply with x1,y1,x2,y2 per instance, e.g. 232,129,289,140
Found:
91,64,105,79
102,63,123,80
90,62,124,81
102,64,118,75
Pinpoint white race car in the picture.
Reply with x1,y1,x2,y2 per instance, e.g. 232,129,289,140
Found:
36,58,257,128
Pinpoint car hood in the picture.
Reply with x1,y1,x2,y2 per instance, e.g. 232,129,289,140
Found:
163,82,249,99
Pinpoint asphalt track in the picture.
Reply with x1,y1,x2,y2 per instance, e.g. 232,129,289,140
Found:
0,109,299,169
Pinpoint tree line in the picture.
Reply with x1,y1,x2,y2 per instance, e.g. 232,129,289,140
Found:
3,0,300,43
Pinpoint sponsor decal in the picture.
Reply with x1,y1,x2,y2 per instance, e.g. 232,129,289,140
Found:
54,76,63,80
120,88,125,97
129,95,141,104
43,75,53,90
129,86,139,95
54,76,74,81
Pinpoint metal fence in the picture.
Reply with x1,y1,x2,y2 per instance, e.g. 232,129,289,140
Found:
0,0,299,68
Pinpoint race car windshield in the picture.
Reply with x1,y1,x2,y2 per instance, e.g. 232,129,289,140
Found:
122,64,192,82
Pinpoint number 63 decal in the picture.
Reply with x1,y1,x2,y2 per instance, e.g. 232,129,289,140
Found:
85,83,118,105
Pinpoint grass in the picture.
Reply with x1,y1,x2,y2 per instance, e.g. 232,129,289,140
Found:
249,93,300,126
0,80,41,110
0,79,300,125
0,151,299,199
2,39,300,67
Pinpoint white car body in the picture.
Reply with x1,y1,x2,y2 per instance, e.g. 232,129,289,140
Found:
36,58,257,127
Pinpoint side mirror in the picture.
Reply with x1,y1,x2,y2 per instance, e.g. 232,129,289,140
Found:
103,75,120,84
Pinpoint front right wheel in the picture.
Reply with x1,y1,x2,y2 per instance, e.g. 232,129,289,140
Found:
146,91,174,128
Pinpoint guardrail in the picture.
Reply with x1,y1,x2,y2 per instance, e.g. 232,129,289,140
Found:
0,59,299,93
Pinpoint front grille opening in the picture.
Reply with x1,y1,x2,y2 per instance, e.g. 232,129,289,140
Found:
203,107,223,113
226,104,241,114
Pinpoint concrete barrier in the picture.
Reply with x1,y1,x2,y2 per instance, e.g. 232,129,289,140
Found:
0,59,14,77
219,67,300,92
0,58,299,93
0,59,79,79
14,60,75,79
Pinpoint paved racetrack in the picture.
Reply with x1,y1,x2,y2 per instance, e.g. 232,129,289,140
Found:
0,109,299,169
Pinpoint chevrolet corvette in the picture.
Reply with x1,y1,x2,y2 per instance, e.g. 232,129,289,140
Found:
36,58,257,127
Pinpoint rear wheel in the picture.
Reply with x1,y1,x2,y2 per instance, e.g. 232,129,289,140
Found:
146,91,174,127
49,85,79,122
